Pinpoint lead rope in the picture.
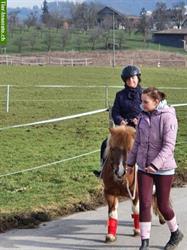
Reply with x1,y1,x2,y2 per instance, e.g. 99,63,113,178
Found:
99,155,109,178
126,164,138,200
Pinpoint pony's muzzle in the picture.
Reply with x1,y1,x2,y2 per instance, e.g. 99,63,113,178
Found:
114,165,126,178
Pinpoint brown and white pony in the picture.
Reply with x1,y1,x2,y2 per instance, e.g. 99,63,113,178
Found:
101,125,164,243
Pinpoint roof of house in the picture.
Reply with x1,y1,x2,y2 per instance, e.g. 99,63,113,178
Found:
97,6,125,18
153,29,187,35
97,6,140,20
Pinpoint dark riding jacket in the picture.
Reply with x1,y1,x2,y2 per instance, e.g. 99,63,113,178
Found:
112,85,142,126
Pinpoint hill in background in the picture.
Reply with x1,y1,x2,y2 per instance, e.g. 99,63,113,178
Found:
8,0,183,20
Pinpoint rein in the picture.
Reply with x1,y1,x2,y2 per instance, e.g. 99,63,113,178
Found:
125,164,138,200
100,155,109,177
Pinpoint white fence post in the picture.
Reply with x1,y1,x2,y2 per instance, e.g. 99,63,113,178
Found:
6,85,10,113
108,105,114,128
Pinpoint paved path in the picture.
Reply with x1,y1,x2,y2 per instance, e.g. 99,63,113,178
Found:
0,187,186,250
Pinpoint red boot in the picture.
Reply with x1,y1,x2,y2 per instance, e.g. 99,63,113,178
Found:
132,213,140,236
105,217,118,242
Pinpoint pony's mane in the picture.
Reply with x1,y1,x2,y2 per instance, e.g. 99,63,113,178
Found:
104,126,136,158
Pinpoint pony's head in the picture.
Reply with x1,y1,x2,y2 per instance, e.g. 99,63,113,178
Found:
106,125,136,180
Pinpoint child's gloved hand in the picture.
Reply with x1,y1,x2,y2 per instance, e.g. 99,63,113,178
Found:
120,120,128,126
132,118,138,126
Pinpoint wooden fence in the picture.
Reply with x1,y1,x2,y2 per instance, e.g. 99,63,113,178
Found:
0,56,93,66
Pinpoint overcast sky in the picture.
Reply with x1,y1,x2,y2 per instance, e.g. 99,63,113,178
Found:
8,0,83,8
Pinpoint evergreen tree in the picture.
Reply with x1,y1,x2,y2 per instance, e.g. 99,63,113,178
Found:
41,0,50,26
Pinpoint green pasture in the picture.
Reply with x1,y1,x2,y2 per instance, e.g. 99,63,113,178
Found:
5,28,186,54
0,65,186,225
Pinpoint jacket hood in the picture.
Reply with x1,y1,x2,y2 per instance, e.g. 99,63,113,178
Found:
141,100,176,116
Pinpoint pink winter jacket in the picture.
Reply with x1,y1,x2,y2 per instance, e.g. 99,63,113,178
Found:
127,106,178,171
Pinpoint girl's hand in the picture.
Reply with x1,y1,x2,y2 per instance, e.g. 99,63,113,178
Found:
145,165,157,174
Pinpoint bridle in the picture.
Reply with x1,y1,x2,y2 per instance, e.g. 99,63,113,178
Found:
107,147,138,200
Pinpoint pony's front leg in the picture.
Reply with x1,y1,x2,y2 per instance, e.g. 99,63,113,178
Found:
105,193,118,243
132,196,140,236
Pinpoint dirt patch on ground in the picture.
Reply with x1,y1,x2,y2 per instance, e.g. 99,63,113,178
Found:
1,50,187,67
0,188,105,233
173,169,187,187
0,170,186,234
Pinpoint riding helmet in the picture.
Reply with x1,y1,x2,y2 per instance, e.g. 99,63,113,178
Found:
121,65,141,82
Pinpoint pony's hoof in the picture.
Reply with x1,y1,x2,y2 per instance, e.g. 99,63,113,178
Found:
133,229,140,236
159,218,165,225
105,234,117,243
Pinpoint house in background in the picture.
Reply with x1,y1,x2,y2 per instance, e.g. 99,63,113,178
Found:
97,6,140,30
153,29,187,50
97,6,126,29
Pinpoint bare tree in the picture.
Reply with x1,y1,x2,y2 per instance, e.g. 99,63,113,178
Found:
138,8,153,43
75,35,82,50
43,30,53,51
71,3,89,30
26,28,38,51
102,29,111,49
171,2,186,28
88,28,101,50
124,16,139,36
98,15,114,49
50,12,64,30
86,2,99,29
14,35,24,53
152,2,169,30
8,11,20,37
24,11,38,29
60,29,69,49
117,30,125,49
71,2,99,31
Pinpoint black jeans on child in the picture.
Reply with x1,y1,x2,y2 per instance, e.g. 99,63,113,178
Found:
100,138,108,165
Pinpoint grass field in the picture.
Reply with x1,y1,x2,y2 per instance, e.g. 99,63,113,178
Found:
0,65,186,230
6,28,187,54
